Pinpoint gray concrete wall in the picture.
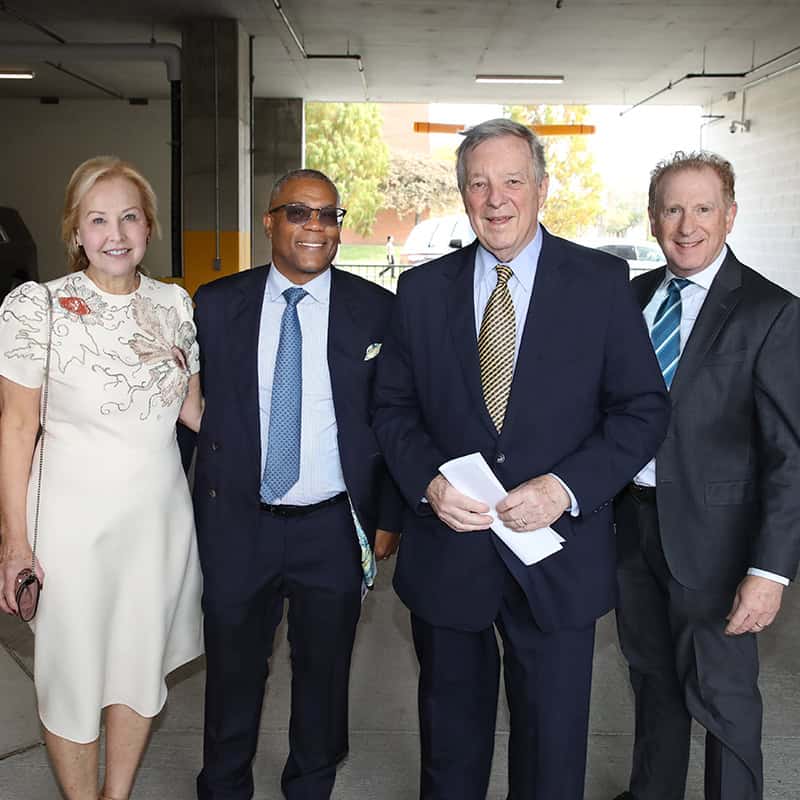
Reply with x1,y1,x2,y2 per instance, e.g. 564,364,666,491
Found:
182,19,251,237
252,98,304,267
0,98,172,282
703,69,800,295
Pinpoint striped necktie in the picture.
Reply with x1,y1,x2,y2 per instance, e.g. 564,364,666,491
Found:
651,277,691,388
478,264,516,431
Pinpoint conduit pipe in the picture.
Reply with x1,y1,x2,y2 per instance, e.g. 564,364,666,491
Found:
621,43,800,116
0,42,181,81
271,0,368,96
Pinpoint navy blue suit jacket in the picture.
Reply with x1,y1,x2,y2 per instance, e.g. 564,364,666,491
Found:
373,229,670,632
189,265,403,599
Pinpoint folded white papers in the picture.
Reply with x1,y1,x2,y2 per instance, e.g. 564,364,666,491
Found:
439,452,565,566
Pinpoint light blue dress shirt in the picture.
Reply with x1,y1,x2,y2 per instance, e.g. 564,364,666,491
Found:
258,266,346,505
635,246,787,586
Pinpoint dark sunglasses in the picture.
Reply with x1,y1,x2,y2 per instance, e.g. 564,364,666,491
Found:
269,203,346,227
15,568,42,623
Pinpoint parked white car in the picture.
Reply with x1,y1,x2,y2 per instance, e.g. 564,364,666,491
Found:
401,214,476,265
591,240,664,277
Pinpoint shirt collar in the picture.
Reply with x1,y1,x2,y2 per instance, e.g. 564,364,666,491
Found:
475,224,543,293
266,263,331,304
664,244,728,292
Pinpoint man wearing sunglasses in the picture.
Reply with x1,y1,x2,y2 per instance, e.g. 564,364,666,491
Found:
187,169,402,800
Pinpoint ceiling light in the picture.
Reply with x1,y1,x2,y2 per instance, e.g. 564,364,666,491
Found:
0,69,35,80
475,74,564,85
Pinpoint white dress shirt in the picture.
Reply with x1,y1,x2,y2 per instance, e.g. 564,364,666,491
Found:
258,265,346,505
471,228,579,516
635,246,787,586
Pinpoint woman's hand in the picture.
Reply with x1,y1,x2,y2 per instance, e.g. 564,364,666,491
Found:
0,538,43,616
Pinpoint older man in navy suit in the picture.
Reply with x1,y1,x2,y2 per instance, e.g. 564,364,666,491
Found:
373,119,671,800
189,169,401,800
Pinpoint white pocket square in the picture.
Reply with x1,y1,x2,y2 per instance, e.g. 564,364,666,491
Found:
364,342,382,361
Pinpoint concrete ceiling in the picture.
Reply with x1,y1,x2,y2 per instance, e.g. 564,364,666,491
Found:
0,1,799,108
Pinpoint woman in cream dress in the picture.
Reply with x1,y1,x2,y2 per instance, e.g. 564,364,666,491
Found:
0,157,203,800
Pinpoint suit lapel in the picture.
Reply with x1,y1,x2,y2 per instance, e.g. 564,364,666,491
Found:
228,265,269,464
327,267,362,413
446,242,498,438
500,230,569,440
634,267,665,310
669,252,742,406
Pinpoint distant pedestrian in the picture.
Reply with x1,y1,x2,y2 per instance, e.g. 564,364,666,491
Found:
380,234,397,277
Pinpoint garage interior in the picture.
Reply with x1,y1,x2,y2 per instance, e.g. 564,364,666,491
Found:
1,2,799,797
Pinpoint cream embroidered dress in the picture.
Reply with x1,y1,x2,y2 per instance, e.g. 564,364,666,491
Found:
0,272,203,743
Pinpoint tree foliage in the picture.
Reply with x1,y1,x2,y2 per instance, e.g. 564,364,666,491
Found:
305,102,389,237
379,150,462,224
506,105,603,238
604,190,647,237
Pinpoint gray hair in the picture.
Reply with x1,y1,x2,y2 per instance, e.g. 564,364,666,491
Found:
268,168,340,208
456,118,547,192
649,151,736,211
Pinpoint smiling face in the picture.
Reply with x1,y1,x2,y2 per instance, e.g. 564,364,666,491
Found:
264,177,340,284
650,166,737,278
76,176,150,283
461,134,549,263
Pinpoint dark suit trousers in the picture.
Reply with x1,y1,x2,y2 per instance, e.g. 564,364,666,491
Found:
411,572,596,800
615,489,763,800
197,500,363,800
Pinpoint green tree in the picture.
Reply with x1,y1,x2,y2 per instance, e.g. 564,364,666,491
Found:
379,150,461,224
305,102,389,237
604,190,647,237
506,105,603,238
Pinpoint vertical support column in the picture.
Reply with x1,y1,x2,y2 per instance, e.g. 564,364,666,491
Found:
252,98,304,268
182,18,251,297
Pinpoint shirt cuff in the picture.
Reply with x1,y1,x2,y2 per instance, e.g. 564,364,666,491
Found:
549,473,579,517
747,567,789,586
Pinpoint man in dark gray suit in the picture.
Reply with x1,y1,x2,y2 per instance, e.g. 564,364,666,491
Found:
613,151,800,800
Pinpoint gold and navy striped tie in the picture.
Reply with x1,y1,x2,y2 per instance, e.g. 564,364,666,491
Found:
478,264,516,431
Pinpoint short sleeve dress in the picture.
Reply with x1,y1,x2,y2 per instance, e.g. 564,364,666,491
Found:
0,271,203,744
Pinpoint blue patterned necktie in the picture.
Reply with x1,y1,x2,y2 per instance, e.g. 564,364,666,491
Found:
651,277,691,388
260,286,308,502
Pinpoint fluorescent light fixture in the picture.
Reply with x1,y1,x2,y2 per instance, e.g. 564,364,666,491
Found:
475,74,564,85
0,70,35,80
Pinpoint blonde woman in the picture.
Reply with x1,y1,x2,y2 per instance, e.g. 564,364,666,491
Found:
0,156,203,800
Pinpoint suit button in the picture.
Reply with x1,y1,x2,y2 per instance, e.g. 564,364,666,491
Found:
495,453,506,464
208,488,217,498
211,441,220,452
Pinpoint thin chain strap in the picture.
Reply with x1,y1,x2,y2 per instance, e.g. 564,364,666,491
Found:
29,285,53,572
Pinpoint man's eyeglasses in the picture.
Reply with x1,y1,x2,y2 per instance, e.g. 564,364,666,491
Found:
269,203,347,227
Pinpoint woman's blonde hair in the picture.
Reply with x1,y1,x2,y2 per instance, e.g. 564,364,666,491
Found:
61,156,161,272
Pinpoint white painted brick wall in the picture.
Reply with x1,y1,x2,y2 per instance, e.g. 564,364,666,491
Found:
704,69,800,296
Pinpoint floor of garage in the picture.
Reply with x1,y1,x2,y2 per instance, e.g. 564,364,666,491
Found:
2,561,799,799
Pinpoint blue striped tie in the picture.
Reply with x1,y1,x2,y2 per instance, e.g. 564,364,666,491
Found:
260,287,307,502
651,277,691,388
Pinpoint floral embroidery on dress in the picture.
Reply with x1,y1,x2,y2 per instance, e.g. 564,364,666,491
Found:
124,294,196,410
59,296,91,315
53,276,110,327
1,273,197,422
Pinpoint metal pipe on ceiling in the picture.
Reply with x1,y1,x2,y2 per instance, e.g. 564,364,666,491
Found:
621,43,800,116
271,0,368,97
0,42,182,82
